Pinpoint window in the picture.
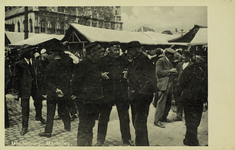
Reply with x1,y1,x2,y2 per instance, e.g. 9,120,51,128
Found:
111,22,115,30
29,19,33,32
51,21,55,34
58,7,65,12
18,21,20,32
92,21,97,27
35,13,38,20
41,20,45,33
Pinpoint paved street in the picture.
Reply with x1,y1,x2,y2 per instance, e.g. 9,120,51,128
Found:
5,94,208,147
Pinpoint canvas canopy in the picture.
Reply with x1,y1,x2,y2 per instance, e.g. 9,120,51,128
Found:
189,28,207,45
168,25,207,46
9,33,64,46
144,31,180,44
62,23,179,46
5,31,35,45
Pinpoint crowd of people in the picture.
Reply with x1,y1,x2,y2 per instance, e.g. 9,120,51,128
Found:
5,40,208,146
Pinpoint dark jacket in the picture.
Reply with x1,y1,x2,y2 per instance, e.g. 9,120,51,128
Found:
14,58,44,99
71,56,104,101
177,63,207,105
44,55,73,99
99,55,130,92
128,53,157,97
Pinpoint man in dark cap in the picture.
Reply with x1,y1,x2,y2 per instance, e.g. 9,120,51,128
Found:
126,41,157,146
14,45,46,136
95,41,133,146
154,48,177,128
71,41,105,146
173,51,193,121
39,46,73,137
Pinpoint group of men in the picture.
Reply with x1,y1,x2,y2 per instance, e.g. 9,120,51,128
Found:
6,40,207,146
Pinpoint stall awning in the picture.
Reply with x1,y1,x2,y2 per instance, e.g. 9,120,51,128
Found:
189,28,207,45
62,23,177,45
9,33,64,46
144,32,181,44
5,32,35,45
168,25,207,46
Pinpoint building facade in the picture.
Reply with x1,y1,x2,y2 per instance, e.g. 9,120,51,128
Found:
5,6,123,35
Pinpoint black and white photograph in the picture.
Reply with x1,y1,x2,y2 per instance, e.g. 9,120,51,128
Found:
2,2,234,149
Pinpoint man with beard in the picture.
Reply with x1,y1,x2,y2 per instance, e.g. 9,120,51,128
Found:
14,45,46,136
154,48,177,128
95,41,133,146
126,41,156,146
71,42,105,146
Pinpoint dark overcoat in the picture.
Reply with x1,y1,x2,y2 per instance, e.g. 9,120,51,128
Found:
99,55,130,96
128,53,157,98
15,58,43,99
44,55,73,99
71,56,103,101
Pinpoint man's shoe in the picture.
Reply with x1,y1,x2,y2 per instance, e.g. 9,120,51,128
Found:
54,115,61,120
173,117,183,122
65,128,71,132
39,132,51,137
95,141,104,146
123,140,134,146
70,115,77,121
20,128,28,136
154,121,165,128
36,117,46,124
183,139,199,146
161,118,173,123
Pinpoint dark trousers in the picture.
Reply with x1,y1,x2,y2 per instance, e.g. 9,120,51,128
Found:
45,96,71,133
5,97,10,128
130,93,153,146
67,99,78,117
184,102,203,146
174,93,183,119
21,84,43,129
97,99,131,143
76,101,100,146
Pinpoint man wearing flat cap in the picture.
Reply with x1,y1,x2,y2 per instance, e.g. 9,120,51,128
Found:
95,41,133,146
173,51,193,122
154,48,177,128
126,41,157,146
39,46,73,137
14,45,46,136
71,41,105,146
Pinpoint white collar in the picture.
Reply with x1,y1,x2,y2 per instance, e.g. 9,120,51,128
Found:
24,58,32,65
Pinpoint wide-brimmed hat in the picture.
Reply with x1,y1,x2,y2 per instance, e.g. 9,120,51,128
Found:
21,44,34,54
84,41,103,52
126,41,142,50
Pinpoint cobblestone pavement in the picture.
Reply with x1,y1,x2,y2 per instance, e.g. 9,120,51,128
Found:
5,94,208,147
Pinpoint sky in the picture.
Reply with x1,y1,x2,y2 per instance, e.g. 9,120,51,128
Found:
121,6,207,34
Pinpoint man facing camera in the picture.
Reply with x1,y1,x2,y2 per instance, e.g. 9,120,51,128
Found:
96,41,133,146
126,41,157,146
71,42,105,146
